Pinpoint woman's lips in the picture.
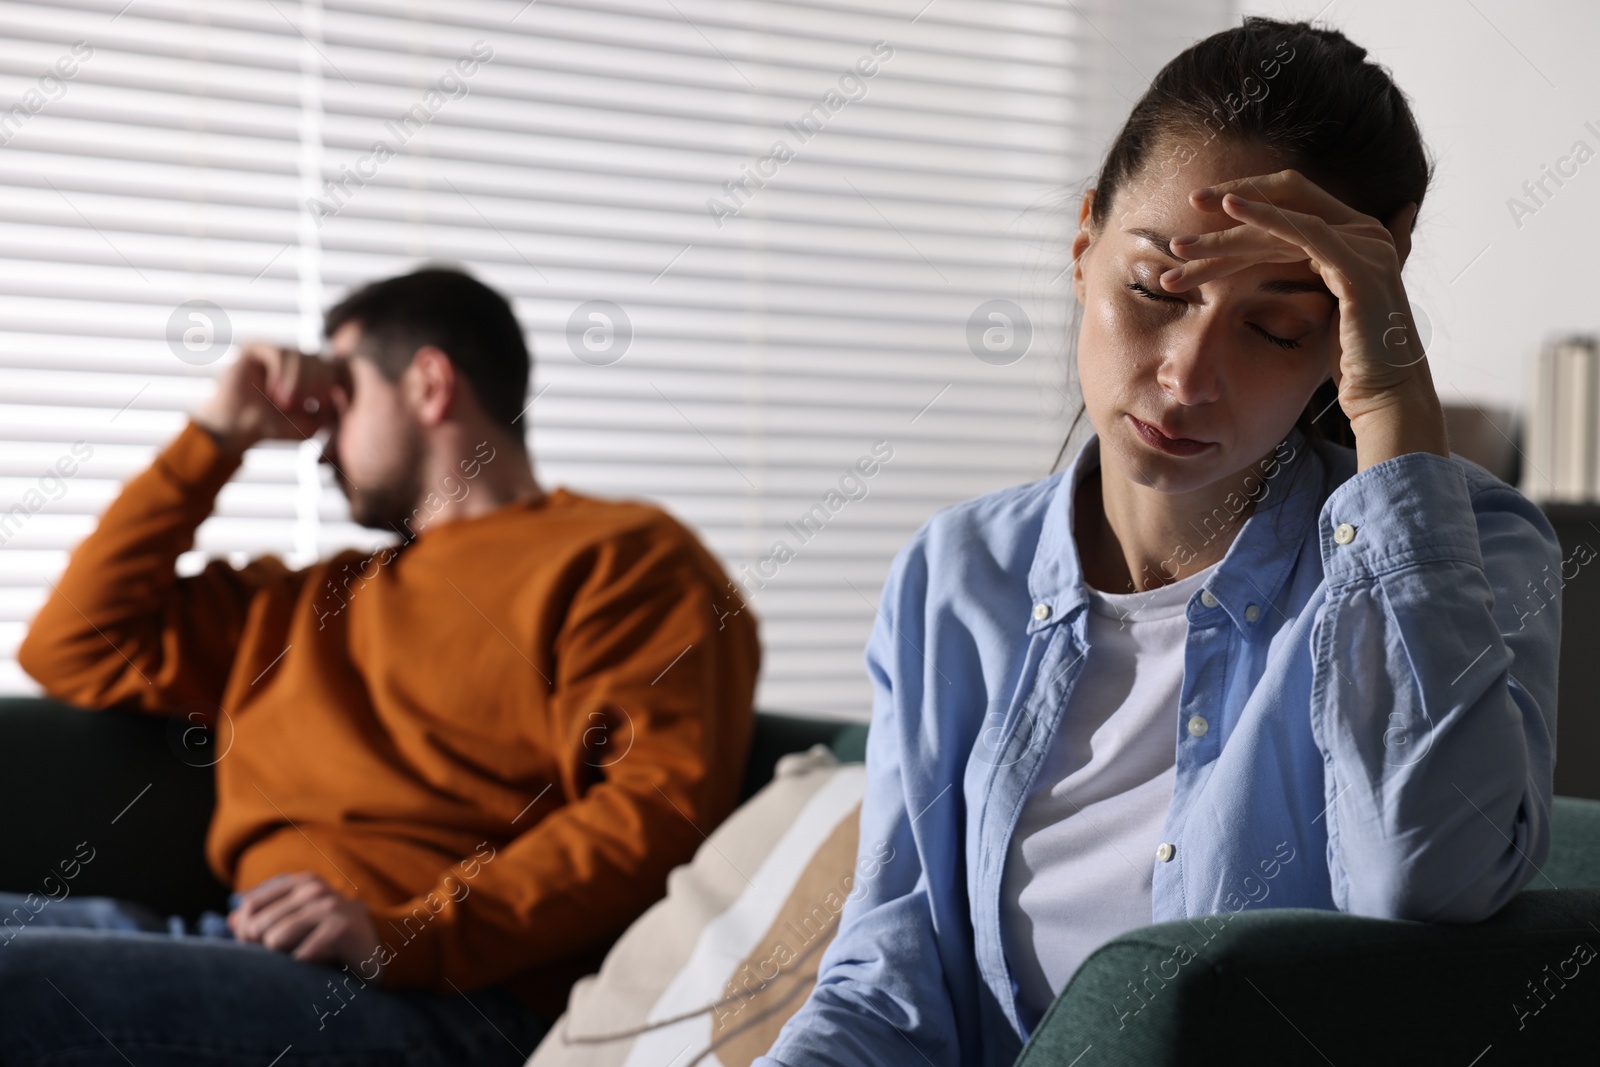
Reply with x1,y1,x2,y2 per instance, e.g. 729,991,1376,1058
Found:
1128,414,1213,457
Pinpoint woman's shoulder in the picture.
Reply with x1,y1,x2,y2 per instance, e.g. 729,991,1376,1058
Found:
904,469,1067,565
875,470,1069,627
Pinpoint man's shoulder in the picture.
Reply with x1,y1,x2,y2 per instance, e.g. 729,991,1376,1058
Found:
535,488,723,582
545,488,700,545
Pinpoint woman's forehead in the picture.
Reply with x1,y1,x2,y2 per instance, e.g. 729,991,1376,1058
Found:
1112,136,1292,224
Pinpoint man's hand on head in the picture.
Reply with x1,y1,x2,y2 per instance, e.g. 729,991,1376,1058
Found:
192,342,350,454
228,871,384,979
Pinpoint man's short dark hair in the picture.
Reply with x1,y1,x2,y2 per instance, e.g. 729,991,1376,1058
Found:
323,265,530,435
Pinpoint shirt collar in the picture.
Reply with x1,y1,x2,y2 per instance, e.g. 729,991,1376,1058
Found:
1026,423,1323,634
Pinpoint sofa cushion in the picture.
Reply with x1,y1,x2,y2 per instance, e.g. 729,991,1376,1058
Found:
528,743,865,1067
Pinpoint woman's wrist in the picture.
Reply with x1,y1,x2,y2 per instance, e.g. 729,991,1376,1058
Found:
1346,376,1451,472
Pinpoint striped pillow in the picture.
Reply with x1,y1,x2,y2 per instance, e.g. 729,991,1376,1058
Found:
527,744,865,1067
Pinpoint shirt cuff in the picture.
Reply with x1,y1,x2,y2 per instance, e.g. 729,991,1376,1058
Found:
1318,451,1483,586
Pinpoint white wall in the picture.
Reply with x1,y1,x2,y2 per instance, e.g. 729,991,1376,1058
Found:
1236,0,1600,420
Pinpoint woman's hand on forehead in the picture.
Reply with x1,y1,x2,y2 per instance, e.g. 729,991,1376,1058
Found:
1156,168,1415,294
1150,167,1444,461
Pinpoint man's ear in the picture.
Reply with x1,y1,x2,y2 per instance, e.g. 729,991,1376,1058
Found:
1070,189,1096,305
408,345,457,427
1386,201,1419,267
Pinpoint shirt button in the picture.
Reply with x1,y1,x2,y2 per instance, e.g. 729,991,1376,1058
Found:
1199,589,1219,608
1244,604,1260,623
1033,603,1051,621
1333,522,1356,545
1187,715,1208,737
1156,842,1176,862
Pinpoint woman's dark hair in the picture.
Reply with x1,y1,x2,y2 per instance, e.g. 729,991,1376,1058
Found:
324,265,531,439
1053,16,1432,470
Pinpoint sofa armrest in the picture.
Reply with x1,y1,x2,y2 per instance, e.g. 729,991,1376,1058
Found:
1017,890,1600,1067
0,697,229,922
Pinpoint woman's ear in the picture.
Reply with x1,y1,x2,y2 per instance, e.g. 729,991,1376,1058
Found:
1071,189,1096,304
1386,201,1419,267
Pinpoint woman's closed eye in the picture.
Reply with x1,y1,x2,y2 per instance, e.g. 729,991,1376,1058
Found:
1124,280,1303,351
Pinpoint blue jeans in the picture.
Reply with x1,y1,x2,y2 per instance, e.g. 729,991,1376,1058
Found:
0,893,551,1066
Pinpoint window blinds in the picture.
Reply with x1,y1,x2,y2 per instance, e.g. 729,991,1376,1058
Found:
0,0,1230,718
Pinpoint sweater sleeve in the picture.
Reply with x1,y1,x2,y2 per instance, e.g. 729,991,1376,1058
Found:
17,418,294,714
367,523,761,994
1309,452,1560,923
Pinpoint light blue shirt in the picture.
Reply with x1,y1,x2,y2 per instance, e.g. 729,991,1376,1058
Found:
755,424,1560,1067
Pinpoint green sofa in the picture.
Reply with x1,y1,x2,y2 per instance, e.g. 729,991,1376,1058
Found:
1,696,1595,1064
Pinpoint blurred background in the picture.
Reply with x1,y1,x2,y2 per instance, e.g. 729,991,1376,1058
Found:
2,1,1597,791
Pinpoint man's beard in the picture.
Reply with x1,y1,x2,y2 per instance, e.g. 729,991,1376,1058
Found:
341,435,427,541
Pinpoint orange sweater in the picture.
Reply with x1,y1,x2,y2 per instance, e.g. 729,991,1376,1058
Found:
18,418,760,1019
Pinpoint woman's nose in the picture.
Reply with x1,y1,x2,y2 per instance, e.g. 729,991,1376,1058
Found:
1155,321,1226,406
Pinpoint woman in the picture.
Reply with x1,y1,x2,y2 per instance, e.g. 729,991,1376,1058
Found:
755,16,1559,1067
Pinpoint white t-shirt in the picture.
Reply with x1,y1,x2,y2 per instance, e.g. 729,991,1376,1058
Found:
999,556,1219,1028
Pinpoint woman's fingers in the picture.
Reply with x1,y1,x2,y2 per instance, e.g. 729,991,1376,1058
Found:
1160,249,1296,292
1166,190,1396,299
1161,225,1304,291
1162,189,1383,297
1163,172,1367,292
1191,169,1366,226
1214,193,1360,290
1168,225,1288,261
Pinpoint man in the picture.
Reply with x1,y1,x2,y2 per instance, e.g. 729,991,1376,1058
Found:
10,266,761,1064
